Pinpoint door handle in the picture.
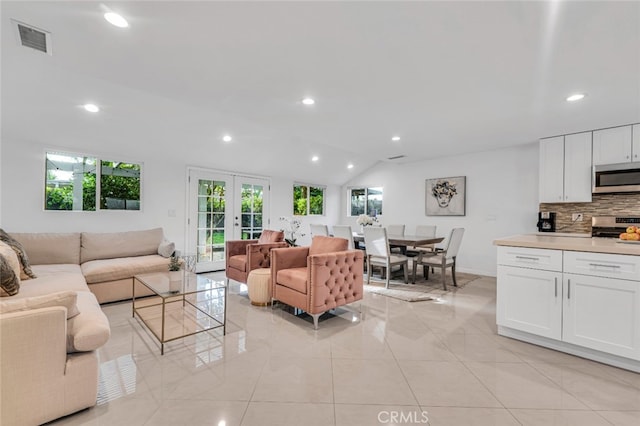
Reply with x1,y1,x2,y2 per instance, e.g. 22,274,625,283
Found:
567,279,571,299
554,277,558,298
515,256,539,261
234,223,239,227
588,263,621,269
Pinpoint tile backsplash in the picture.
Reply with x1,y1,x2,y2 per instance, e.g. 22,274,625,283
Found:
540,194,640,234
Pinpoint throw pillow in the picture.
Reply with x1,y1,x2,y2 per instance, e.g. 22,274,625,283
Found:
158,239,175,258
0,241,22,282
0,291,80,319
0,229,37,279
0,254,20,296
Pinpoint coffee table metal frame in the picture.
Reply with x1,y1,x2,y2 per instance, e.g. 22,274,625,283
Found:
132,272,227,354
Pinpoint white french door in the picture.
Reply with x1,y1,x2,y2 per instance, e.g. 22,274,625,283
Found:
188,169,270,273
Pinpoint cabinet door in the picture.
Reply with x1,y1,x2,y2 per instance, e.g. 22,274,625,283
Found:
497,266,562,340
563,273,640,360
632,124,640,162
539,137,564,203
592,126,633,165
564,132,592,202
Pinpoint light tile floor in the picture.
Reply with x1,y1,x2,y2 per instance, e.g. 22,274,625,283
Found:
51,274,640,425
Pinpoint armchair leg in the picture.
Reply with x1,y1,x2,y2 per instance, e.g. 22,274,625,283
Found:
311,313,321,330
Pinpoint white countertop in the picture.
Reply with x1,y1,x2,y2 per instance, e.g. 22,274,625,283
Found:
494,234,640,256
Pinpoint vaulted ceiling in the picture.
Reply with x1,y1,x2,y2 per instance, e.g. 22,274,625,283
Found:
2,1,639,185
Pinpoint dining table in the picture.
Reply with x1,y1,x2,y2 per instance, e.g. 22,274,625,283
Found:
352,233,444,249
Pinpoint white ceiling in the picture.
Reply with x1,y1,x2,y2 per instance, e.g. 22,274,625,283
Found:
2,1,639,185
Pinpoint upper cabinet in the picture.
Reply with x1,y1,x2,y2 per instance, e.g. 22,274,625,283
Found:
539,132,592,203
592,125,634,165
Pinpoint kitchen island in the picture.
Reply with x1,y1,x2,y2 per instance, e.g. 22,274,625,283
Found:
494,234,640,372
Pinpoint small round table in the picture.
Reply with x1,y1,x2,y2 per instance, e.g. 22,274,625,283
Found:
247,268,272,306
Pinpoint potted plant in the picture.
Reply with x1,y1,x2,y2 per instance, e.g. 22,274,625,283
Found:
168,255,182,292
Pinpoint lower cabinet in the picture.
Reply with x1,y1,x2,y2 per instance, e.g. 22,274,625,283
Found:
497,246,640,365
497,266,562,340
563,273,640,360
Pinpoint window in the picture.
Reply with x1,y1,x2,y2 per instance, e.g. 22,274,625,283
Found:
100,161,141,210
293,184,325,216
45,152,141,211
349,187,383,216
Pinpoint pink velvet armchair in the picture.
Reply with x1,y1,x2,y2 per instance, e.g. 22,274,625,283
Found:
225,229,287,284
271,236,364,329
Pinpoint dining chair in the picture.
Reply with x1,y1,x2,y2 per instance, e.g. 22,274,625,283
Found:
386,224,406,254
309,224,329,237
364,227,409,288
332,225,355,249
412,228,465,290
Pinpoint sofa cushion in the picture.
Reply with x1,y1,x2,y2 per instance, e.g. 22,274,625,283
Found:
12,264,88,300
309,236,348,256
276,267,308,294
81,228,163,263
158,239,175,258
258,229,284,244
67,291,110,352
81,254,170,284
0,252,20,297
228,254,247,272
0,291,80,319
0,229,37,279
9,232,81,265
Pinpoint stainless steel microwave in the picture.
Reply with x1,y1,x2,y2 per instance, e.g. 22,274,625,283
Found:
593,162,640,194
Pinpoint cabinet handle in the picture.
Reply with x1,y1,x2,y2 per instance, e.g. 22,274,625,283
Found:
554,277,558,298
567,279,571,299
515,256,540,261
588,263,621,269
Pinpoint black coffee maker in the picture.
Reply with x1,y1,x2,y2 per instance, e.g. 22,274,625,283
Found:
537,212,556,232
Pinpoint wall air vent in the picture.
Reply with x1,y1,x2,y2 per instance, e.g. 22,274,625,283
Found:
387,155,406,160
12,19,52,55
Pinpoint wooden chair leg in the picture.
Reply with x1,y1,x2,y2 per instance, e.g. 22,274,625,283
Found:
452,258,458,287
403,262,408,284
441,259,447,290
385,263,391,289
366,256,371,285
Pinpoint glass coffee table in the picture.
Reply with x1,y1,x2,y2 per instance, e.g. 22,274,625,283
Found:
132,272,226,354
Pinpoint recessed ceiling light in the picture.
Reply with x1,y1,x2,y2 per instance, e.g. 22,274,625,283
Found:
222,135,232,142
311,156,319,162
104,12,129,28
566,93,586,102
347,163,354,169
302,98,315,106
83,103,99,113
391,136,401,142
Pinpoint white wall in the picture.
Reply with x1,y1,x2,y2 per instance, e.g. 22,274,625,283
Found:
341,142,540,276
0,139,342,251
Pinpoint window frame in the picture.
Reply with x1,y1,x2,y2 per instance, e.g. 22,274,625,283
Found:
347,186,383,217
292,182,326,216
44,149,144,212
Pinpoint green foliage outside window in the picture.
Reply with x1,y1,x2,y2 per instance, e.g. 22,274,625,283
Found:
293,184,324,215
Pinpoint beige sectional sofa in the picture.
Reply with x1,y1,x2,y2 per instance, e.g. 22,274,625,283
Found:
0,228,173,425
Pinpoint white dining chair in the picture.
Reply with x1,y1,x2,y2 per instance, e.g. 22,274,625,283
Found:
386,224,405,236
406,225,437,257
412,228,465,289
364,227,409,288
332,225,355,250
309,224,329,237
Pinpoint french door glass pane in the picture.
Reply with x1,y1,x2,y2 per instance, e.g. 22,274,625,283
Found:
240,183,264,240
198,179,226,262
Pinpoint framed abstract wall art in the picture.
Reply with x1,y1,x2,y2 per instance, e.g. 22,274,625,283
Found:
425,176,466,216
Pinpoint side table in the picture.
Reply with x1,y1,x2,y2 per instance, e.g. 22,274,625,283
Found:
247,268,272,306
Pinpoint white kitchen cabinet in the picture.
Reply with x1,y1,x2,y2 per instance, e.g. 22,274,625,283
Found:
563,273,640,360
634,124,640,161
539,132,592,203
497,265,562,340
592,125,633,165
539,136,564,202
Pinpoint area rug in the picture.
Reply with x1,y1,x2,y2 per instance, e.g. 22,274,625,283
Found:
364,270,483,302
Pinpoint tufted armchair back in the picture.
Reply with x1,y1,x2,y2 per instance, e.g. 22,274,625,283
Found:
271,236,364,329
225,230,287,284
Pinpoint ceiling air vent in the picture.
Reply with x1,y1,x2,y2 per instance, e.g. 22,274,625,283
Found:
387,155,406,160
12,19,52,55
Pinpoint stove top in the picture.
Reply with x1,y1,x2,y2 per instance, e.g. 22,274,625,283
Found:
592,216,640,238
